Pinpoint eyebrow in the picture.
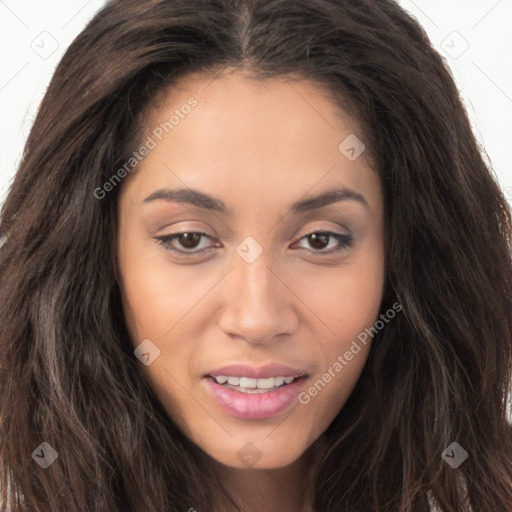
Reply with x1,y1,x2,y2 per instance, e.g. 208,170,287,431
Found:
142,186,368,214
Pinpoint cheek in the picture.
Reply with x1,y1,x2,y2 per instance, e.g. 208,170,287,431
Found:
118,242,213,342
117,246,204,433
119,255,167,341
291,247,384,399
294,277,383,429
292,251,385,342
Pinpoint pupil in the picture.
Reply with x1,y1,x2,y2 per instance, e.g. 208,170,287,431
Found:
180,233,200,248
309,233,328,249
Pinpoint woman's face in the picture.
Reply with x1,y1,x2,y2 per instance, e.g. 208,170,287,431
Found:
117,69,385,469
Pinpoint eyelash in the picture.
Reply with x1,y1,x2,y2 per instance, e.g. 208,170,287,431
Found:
154,230,353,256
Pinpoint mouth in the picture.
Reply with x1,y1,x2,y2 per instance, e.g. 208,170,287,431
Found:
206,374,306,394
202,364,309,420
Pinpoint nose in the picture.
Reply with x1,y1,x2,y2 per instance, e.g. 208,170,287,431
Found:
217,249,299,345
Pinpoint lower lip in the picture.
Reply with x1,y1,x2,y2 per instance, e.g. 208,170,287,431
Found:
203,376,308,420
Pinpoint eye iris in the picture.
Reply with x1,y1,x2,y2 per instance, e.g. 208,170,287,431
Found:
179,232,201,248
308,233,329,249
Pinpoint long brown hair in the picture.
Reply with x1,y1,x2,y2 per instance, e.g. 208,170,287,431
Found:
1,0,511,510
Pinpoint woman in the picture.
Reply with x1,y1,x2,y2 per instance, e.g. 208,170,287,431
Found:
1,0,511,510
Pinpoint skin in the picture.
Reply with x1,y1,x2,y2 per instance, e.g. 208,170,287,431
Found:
117,68,385,512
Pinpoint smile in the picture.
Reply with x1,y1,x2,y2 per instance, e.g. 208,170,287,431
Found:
213,375,298,393
203,375,308,419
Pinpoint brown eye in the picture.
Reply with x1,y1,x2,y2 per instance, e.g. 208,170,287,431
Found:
178,232,202,249
307,233,330,250
154,232,217,253
293,231,353,254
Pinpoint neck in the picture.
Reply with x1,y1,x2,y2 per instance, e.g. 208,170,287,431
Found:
206,443,321,512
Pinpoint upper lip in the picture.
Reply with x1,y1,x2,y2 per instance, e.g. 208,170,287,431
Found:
207,363,308,380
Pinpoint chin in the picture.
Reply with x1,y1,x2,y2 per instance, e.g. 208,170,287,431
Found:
199,434,310,470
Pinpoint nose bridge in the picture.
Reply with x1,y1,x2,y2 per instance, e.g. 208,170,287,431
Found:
236,250,274,302
218,242,297,343
233,234,276,301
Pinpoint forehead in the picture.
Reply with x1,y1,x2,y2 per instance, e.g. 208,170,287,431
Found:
143,68,361,154
124,69,380,212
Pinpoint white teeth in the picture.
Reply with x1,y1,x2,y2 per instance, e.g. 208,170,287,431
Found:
255,378,275,389
239,377,257,388
214,375,299,389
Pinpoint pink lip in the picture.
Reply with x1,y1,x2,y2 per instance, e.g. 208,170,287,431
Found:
202,375,308,420
206,363,307,380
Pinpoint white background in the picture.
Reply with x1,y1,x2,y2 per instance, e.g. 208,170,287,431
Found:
0,0,511,203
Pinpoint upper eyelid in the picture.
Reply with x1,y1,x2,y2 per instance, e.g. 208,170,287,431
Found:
158,228,349,241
